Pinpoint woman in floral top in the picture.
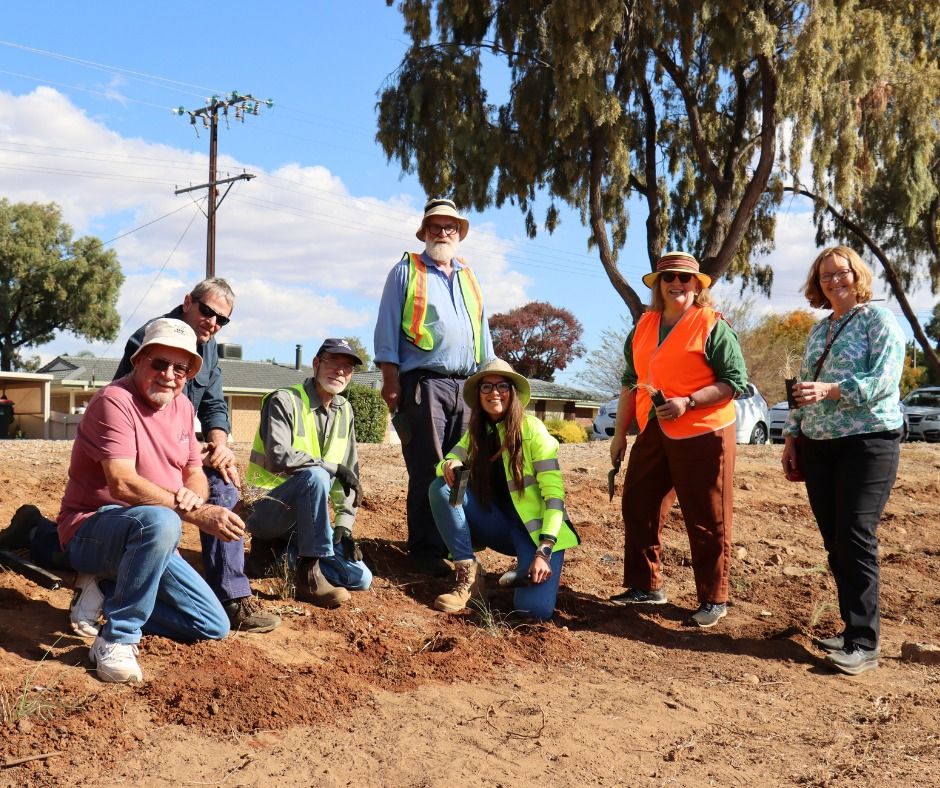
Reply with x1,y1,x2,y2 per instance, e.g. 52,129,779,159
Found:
782,245,904,676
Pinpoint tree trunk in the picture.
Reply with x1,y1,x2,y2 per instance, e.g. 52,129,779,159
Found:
588,130,645,324
784,186,940,381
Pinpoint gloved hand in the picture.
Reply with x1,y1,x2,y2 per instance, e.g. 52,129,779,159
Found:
334,464,362,506
333,525,364,562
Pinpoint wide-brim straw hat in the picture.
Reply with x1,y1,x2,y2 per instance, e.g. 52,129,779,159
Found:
415,198,470,242
641,251,712,288
129,317,202,377
463,358,531,408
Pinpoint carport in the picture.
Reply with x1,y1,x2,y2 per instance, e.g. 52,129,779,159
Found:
0,372,53,439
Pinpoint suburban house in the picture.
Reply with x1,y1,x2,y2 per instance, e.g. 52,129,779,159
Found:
19,347,605,442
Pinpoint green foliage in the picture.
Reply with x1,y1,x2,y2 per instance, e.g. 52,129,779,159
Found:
345,384,387,443
341,336,372,371
543,417,587,445
0,199,123,371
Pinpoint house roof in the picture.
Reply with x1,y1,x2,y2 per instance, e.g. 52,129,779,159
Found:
38,356,605,405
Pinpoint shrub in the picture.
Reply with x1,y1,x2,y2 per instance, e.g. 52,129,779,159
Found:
544,417,587,444
345,384,387,443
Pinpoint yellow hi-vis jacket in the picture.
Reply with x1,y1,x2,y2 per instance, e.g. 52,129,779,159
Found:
246,384,353,505
401,251,486,363
437,414,580,553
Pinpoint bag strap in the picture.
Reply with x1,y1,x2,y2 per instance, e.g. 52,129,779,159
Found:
813,306,863,381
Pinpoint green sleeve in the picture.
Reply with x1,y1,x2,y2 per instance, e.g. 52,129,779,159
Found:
620,327,638,389
704,319,749,395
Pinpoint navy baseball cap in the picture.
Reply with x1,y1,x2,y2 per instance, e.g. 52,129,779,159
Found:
315,338,364,366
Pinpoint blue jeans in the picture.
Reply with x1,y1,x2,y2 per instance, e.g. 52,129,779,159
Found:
65,505,230,645
428,478,564,621
200,468,252,603
246,466,372,590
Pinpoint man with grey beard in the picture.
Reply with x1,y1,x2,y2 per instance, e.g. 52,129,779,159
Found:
374,198,495,577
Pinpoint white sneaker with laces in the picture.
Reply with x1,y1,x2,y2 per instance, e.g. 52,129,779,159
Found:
70,574,105,638
89,636,143,683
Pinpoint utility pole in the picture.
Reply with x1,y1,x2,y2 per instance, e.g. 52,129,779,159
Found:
174,92,272,277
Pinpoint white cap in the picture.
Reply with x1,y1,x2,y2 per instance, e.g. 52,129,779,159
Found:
129,318,202,377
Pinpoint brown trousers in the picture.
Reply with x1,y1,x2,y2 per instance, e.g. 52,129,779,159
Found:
621,420,735,604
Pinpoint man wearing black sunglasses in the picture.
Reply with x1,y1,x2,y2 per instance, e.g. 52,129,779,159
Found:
115,278,279,635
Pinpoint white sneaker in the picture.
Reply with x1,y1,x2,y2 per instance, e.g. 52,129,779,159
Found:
70,573,105,638
89,636,143,683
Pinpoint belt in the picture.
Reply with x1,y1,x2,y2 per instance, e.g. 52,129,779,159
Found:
402,369,467,381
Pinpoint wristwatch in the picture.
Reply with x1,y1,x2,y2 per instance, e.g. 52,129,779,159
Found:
687,395,697,409
536,544,553,561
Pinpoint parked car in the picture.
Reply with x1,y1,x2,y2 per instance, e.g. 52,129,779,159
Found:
768,401,789,444
903,387,940,442
591,397,619,440
733,383,770,444
591,384,770,445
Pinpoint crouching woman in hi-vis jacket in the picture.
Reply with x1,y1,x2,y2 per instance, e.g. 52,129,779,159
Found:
427,358,580,621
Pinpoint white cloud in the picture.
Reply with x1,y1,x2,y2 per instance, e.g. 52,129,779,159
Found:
0,87,531,364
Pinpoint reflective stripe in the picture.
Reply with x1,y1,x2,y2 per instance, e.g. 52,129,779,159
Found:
507,475,538,492
545,498,565,511
450,445,468,462
533,458,560,473
524,518,541,535
409,254,428,347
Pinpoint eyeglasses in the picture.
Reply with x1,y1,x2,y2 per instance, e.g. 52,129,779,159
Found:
661,272,694,284
148,356,190,379
318,355,355,374
819,270,854,284
479,381,512,395
426,222,459,237
195,299,231,327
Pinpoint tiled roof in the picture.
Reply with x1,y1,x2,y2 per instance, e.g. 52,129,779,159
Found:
39,356,603,404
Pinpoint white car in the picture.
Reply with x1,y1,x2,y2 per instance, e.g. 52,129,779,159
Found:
733,383,770,444
591,397,619,440
768,401,789,444
591,384,770,445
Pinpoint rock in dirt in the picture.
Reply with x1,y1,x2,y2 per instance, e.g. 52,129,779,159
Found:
900,641,940,666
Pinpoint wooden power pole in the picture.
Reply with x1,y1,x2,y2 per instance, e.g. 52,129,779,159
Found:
174,92,272,277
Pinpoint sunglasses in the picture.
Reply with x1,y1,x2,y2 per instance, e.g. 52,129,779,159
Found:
195,299,231,327
148,356,191,379
660,272,694,284
479,381,512,395
426,222,459,237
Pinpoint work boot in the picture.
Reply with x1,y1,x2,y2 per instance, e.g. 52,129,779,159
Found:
434,558,486,614
295,557,350,608
0,504,42,550
223,596,281,633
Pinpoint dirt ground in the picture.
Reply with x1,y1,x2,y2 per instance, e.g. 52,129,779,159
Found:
1,438,939,787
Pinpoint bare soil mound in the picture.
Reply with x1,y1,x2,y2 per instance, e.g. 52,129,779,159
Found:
1,439,939,786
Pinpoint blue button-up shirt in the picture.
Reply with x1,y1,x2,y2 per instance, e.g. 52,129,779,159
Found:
373,252,494,376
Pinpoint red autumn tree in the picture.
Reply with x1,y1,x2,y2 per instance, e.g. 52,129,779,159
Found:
490,301,585,382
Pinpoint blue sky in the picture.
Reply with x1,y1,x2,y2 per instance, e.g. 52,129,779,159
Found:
0,3,932,389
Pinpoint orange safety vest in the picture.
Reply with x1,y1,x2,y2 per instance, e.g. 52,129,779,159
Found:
632,306,736,439
400,252,486,363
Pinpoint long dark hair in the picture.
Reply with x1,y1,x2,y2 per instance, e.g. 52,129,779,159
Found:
467,380,525,506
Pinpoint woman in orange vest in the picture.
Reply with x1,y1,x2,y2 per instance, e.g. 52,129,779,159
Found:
609,252,748,628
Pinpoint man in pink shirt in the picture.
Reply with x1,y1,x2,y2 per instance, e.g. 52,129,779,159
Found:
58,318,241,683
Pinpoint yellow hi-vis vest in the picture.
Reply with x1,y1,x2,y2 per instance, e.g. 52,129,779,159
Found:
400,251,486,363
246,384,353,502
436,414,580,553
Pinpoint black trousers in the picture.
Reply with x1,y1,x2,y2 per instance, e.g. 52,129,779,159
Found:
801,429,900,651
399,370,469,557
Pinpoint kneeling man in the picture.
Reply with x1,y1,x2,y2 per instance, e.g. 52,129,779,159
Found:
58,319,243,683
245,339,372,608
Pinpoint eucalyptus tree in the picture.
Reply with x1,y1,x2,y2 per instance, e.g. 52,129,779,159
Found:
378,1,820,322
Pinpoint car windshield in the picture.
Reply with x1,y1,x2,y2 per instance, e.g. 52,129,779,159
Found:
905,392,940,408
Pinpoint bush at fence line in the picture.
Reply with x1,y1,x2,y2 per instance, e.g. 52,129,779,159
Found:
544,417,587,444
346,384,387,443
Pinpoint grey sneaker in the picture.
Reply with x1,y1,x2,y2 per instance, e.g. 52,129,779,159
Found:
814,633,845,653
825,646,878,676
685,602,727,628
610,588,668,605
70,574,105,638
